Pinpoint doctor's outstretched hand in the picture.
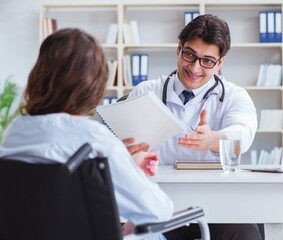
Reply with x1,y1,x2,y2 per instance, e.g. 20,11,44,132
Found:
178,109,220,153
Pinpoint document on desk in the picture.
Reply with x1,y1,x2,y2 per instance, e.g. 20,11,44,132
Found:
96,91,186,148
241,165,283,173
174,161,222,170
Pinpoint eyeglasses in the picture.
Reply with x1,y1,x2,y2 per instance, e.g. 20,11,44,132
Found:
181,48,221,69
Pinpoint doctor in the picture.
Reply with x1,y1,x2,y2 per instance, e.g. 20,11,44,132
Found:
125,14,262,240
126,14,257,164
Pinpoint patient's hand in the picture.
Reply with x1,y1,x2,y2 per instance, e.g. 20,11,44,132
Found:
132,151,159,176
122,221,135,236
122,138,150,154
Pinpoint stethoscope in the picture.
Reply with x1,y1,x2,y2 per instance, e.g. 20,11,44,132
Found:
162,69,225,131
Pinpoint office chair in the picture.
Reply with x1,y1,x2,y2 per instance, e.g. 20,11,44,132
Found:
0,143,210,240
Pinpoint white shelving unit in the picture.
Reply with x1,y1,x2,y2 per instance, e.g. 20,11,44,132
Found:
40,1,283,163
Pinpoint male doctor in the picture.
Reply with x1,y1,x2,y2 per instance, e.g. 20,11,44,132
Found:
124,14,262,240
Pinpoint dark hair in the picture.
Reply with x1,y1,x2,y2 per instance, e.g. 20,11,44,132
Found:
178,14,231,57
23,28,108,115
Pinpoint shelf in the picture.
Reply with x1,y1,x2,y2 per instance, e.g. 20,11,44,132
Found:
40,1,283,164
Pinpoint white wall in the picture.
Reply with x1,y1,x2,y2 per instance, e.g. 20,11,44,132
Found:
0,0,265,89
0,0,188,90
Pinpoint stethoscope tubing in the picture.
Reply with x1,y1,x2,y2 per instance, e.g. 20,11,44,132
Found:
162,70,225,105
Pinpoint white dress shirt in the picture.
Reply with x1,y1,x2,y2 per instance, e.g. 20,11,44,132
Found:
128,73,257,164
0,113,174,225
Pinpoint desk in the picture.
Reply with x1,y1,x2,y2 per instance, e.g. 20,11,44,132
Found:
151,165,283,223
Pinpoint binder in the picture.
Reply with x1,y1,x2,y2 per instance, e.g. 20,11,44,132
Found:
140,54,149,82
192,12,199,20
275,11,282,43
131,54,141,86
102,97,112,105
267,11,275,42
259,11,268,43
102,96,118,105
184,11,193,26
184,11,199,26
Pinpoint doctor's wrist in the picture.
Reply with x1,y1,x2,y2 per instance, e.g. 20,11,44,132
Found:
209,131,220,153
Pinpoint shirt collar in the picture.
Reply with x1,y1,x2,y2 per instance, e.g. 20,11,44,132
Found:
173,73,216,98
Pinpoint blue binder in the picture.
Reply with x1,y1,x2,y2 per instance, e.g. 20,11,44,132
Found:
275,11,282,43
184,11,199,26
267,11,276,42
131,54,141,86
259,11,268,43
140,54,149,82
131,54,149,86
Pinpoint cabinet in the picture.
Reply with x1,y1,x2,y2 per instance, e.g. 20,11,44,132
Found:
40,1,283,163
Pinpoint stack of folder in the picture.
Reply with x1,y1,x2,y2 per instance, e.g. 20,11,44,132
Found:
259,11,282,43
131,53,149,86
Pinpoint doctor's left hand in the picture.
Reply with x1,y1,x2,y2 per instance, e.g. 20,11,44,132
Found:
178,109,219,153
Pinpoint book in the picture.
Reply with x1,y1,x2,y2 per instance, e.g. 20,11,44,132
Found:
96,91,186,148
106,60,118,87
105,23,118,44
42,17,57,39
122,23,133,44
256,64,282,87
174,161,222,170
129,20,141,44
264,64,282,87
122,55,132,86
259,109,283,130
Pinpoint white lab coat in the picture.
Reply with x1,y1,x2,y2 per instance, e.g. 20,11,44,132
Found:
128,73,257,164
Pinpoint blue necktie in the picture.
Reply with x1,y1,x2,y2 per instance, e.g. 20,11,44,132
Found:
182,90,194,105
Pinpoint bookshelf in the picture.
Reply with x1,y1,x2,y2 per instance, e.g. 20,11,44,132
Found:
40,1,283,163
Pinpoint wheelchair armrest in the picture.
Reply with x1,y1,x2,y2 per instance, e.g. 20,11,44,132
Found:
124,206,210,240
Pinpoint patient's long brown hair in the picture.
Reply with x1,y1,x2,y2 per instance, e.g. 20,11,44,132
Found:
23,28,108,116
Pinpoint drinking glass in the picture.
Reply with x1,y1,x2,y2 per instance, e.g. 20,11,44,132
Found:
219,131,241,173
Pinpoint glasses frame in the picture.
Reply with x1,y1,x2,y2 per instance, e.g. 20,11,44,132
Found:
181,47,221,69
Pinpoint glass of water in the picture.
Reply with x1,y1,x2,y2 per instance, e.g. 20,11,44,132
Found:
219,131,241,173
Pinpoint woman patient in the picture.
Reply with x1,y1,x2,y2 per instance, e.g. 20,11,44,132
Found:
0,28,172,239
